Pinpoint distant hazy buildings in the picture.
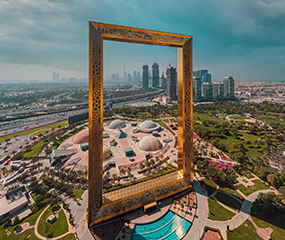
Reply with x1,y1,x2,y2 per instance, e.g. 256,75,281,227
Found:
152,63,159,88
166,66,177,100
193,69,235,102
142,65,149,89
53,72,60,82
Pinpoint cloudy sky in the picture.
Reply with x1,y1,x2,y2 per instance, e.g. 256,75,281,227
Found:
0,0,284,82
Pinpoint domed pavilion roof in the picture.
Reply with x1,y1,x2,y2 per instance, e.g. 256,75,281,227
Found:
137,120,160,133
103,146,112,160
109,119,126,129
73,130,89,144
138,136,162,151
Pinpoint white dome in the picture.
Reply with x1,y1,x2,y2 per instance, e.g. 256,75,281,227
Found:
139,120,157,129
109,120,125,129
103,146,112,160
138,136,162,151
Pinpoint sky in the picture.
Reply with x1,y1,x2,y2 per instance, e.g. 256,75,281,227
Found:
0,0,284,82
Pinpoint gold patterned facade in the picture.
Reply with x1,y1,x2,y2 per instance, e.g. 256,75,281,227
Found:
89,22,193,227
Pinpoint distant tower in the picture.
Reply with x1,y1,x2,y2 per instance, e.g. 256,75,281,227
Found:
161,72,167,89
53,72,59,82
193,77,202,102
213,83,224,100
123,62,127,81
166,66,177,100
223,76,235,100
152,63,159,88
202,73,212,83
142,65,149,89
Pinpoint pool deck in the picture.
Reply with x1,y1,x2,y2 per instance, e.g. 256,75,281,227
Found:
114,190,197,240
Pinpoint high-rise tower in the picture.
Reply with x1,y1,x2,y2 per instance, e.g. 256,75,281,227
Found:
223,76,235,100
193,77,202,102
166,66,177,100
152,63,159,88
142,65,149,89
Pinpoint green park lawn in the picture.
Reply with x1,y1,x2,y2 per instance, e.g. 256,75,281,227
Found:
229,115,252,122
203,178,218,196
208,197,235,221
38,207,68,238
193,112,222,122
59,234,76,240
218,185,245,199
0,207,46,240
74,188,85,199
256,117,284,125
227,220,262,240
214,192,242,211
156,120,172,131
24,138,49,158
251,203,285,240
0,120,68,143
236,180,269,196
169,118,177,123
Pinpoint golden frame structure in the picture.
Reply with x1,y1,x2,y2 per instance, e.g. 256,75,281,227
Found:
88,21,193,227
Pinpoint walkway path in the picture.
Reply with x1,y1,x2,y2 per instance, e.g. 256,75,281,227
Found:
248,215,273,240
185,178,208,240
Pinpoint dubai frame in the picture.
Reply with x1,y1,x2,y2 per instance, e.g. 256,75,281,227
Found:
88,21,193,227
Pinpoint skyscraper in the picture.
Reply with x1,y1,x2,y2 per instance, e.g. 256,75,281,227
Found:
53,72,60,82
202,82,213,101
202,73,212,83
142,65,149,89
195,69,208,80
152,63,159,88
123,62,127,81
193,77,202,102
223,76,235,100
161,72,167,89
166,66,177,100
213,83,224,100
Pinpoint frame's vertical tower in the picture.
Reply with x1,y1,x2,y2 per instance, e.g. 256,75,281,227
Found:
88,23,103,224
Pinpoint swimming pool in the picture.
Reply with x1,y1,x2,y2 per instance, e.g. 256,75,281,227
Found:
132,211,191,240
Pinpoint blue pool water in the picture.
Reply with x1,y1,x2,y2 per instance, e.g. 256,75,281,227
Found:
132,211,191,240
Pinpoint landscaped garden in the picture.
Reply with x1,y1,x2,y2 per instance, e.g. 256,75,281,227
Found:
236,180,269,196
227,220,262,240
214,192,242,211
208,197,235,221
38,205,68,238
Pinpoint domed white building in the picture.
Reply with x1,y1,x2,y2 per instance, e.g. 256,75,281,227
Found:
109,120,126,129
136,120,160,133
138,136,162,151
103,146,112,160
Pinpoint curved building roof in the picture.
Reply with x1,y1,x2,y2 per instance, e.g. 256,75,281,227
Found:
73,130,89,144
138,136,162,151
109,119,126,129
103,146,112,160
137,120,160,133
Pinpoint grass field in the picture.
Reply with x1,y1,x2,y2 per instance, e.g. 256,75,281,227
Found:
215,192,242,211
24,138,49,157
229,115,252,122
193,112,222,122
156,120,172,131
256,117,284,125
38,207,68,238
236,180,269,196
251,203,285,240
74,189,85,199
0,121,68,143
208,197,235,221
227,220,262,240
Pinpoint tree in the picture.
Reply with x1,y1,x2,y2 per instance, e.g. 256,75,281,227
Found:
267,173,281,188
13,216,21,225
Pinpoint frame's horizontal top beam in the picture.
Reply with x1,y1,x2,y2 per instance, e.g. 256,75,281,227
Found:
90,21,192,47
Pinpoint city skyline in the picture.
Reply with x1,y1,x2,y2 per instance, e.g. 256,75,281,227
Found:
0,0,284,82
